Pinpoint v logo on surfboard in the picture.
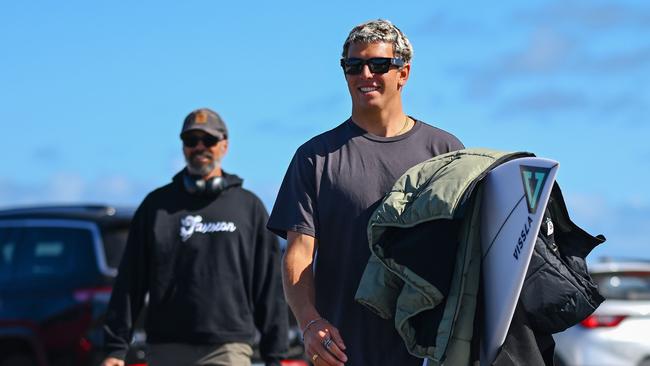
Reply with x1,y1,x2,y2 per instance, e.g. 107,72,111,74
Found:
520,165,552,215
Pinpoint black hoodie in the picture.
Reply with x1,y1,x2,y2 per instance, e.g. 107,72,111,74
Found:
104,170,288,364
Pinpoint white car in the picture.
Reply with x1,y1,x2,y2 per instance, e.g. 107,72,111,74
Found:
554,260,650,366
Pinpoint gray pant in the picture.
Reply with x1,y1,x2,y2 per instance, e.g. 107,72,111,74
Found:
147,342,253,366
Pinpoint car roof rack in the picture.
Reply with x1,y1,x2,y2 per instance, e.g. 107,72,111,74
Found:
599,257,650,264
0,204,134,221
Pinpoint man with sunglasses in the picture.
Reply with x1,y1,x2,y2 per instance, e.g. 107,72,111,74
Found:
101,108,288,366
268,20,464,365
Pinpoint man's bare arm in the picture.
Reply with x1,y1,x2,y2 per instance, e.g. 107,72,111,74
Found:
283,231,319,326
283,231,347,365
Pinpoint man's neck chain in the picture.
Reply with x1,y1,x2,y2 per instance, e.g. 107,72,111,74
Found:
396,115,410,135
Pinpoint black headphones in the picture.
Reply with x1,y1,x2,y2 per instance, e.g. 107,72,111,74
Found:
182,172,227,196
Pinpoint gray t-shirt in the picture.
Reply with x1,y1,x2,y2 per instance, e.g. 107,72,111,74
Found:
268,118,464,366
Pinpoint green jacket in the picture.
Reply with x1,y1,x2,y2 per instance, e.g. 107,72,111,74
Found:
355,148,532,365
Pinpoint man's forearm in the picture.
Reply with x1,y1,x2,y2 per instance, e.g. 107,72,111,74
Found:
282,232,320,329
284,232,348,365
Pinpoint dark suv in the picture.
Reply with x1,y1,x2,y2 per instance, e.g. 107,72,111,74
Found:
0,205,146,366
0,205,306,366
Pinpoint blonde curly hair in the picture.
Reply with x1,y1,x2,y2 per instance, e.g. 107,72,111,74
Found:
342,19,413,63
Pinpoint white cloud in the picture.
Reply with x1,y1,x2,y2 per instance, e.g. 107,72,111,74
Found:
0,173,153,209
566,192,609,226
498,89,588,115
511,28,573,73
463,27,575,99
566,192,650,260
49,172,85,202
518,1,650,30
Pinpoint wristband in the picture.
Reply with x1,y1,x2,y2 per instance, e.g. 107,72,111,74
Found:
301,317,324,340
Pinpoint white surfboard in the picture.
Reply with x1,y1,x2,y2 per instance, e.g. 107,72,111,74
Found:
480,157,559,365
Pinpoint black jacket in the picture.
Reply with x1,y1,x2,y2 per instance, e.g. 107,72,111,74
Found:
104,170,288,364
520,183,605,334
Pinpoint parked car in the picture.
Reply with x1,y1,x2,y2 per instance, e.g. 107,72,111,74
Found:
0,205,147,366
554,259,650,366
0,204,306,366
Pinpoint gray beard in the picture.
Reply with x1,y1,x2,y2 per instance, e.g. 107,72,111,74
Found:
186,156,220,176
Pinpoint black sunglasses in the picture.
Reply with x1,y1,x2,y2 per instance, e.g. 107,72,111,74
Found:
340,57,405,75
182,134,221,148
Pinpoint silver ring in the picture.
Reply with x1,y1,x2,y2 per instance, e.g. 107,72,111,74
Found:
322,337,333,349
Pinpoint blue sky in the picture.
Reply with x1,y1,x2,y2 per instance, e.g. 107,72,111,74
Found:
1,0,649,261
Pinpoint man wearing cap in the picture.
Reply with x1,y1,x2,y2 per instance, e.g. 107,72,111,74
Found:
101,108,288,366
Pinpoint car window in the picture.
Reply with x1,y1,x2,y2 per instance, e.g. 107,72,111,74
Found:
0,226,95,283
0,227,20,278
101,225,130,269
1,228,20,276
2,242,15,263
593,272,650,300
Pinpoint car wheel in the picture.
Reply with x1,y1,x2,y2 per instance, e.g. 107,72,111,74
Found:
0,354,37,366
